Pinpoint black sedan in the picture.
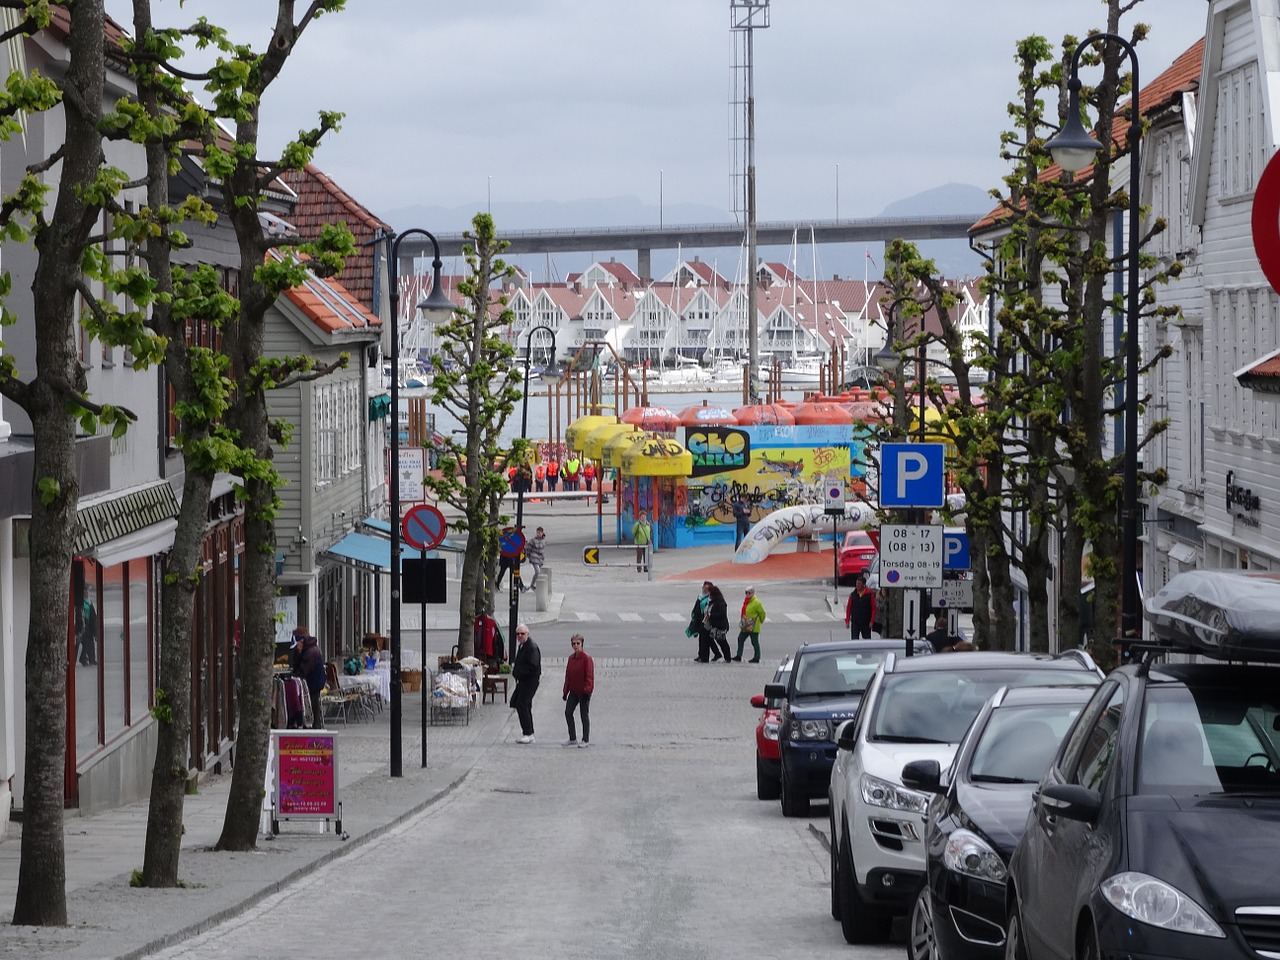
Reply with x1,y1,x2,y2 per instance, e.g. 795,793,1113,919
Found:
901,685,1095,960
1006,660,1280,960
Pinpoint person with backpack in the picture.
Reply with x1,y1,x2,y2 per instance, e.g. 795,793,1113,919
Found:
734,586,767,662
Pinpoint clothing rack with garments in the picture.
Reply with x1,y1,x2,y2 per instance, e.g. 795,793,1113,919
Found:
272,674,313,729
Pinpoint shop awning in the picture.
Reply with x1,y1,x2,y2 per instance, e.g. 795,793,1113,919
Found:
74,480,180,555
323,531,424,572
622,435,693,477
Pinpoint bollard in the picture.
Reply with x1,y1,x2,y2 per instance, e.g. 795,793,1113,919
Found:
535,567,552,612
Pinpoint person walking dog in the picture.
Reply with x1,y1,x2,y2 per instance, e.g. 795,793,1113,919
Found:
734,586,767,662
511,624,541,743
562,633,595,747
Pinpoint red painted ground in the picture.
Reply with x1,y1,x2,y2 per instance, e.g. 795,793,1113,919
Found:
662,547,838,584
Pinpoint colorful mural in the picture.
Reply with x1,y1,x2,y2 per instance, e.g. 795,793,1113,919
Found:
679,423,869,546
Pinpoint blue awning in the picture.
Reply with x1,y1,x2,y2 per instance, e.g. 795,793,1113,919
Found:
323,531,424,571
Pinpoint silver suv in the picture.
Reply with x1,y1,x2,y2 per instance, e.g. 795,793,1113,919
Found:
827,649,1101,944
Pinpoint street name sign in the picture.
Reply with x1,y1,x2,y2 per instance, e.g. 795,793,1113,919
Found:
880,523,944,589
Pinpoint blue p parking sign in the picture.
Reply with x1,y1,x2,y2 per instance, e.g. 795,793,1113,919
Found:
880,443,947,508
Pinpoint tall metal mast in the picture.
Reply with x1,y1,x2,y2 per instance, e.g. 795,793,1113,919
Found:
730,0,769,402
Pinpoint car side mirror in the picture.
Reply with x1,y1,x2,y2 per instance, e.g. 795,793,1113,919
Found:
902,759,943,793
763,683,787,701
1040,783,1102,823
750,694,765,709
835,719,858,751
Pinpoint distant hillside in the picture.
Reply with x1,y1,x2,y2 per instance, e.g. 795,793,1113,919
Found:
385,185,990,282
878,183,992,277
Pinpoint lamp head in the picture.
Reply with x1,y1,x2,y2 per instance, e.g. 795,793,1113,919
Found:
418,266,455,324
1046,78,1103,173
873,324,901,372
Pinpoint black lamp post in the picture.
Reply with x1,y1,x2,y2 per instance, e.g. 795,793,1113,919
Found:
385,229,454,777
508,324,557,664
1045,33,1143,645
874,299,929,656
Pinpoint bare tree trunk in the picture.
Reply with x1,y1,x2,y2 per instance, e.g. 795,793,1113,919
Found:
12,0,107,925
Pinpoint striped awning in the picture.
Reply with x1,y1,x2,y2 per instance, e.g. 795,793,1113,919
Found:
74,481,180,555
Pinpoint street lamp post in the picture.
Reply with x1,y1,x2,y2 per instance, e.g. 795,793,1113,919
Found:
385,229,454,777
1045,33,1143,646
508,324,557,664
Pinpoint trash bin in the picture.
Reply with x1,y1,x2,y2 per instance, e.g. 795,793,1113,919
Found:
535,567,552,612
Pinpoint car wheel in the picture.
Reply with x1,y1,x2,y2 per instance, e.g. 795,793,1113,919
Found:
829,808,840,920
1075,923,1100,960
908,884,942,960
756,754,780,801
779,762,810,818
838,832,892,944
1005,904,1028,960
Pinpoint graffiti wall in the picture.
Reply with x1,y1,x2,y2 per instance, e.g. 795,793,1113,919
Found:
678,423,869,547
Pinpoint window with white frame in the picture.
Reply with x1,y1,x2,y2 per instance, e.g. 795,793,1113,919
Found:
313,380,360,485
1217,62,1265,200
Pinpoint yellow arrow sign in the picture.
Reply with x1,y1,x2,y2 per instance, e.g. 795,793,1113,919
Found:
582,546,599,565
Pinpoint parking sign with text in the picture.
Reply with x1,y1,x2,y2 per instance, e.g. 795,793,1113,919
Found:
880,524,944,589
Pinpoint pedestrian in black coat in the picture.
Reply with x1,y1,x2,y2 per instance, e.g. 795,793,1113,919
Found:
511,624,541,742
706,584,733,663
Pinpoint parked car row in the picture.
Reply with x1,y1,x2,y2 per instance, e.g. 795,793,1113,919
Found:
765,569,1280,960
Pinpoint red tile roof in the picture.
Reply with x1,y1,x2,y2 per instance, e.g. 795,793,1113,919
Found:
972,37,1204,232
280,164,392,311
274,253,381,337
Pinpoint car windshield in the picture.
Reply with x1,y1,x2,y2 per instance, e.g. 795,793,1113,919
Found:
793,650,888,697
969,702,1085,784
843,532,873,550
1139,685,1280,796
872,669,1097,744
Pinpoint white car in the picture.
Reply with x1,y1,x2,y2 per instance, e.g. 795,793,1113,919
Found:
827,649,1102,945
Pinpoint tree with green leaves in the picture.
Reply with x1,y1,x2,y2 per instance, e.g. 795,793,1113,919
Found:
0,0,176,924
112,3,242,887
175,0,356,852
421,214,523,657
980,5,1176,656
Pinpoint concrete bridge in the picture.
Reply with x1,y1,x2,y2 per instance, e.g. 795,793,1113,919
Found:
395,213,982,279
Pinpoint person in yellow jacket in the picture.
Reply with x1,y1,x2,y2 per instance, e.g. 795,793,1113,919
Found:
733,586,767,662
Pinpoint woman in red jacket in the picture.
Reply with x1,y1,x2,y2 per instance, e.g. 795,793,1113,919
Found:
562,633,595,747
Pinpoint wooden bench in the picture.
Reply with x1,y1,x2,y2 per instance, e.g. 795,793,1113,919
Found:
481,674,509,704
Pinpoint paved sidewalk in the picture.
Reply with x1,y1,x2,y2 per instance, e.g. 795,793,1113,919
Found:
0,495,844,958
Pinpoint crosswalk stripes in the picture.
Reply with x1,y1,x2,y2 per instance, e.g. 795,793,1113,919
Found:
571,610,840,623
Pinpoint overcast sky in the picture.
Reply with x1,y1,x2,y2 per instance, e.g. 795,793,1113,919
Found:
105,0,1210,227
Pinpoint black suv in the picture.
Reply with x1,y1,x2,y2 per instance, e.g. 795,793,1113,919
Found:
1006,571,1280,960
765,639,929,817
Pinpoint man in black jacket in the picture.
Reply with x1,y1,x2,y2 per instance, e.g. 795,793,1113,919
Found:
511,623,541,743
